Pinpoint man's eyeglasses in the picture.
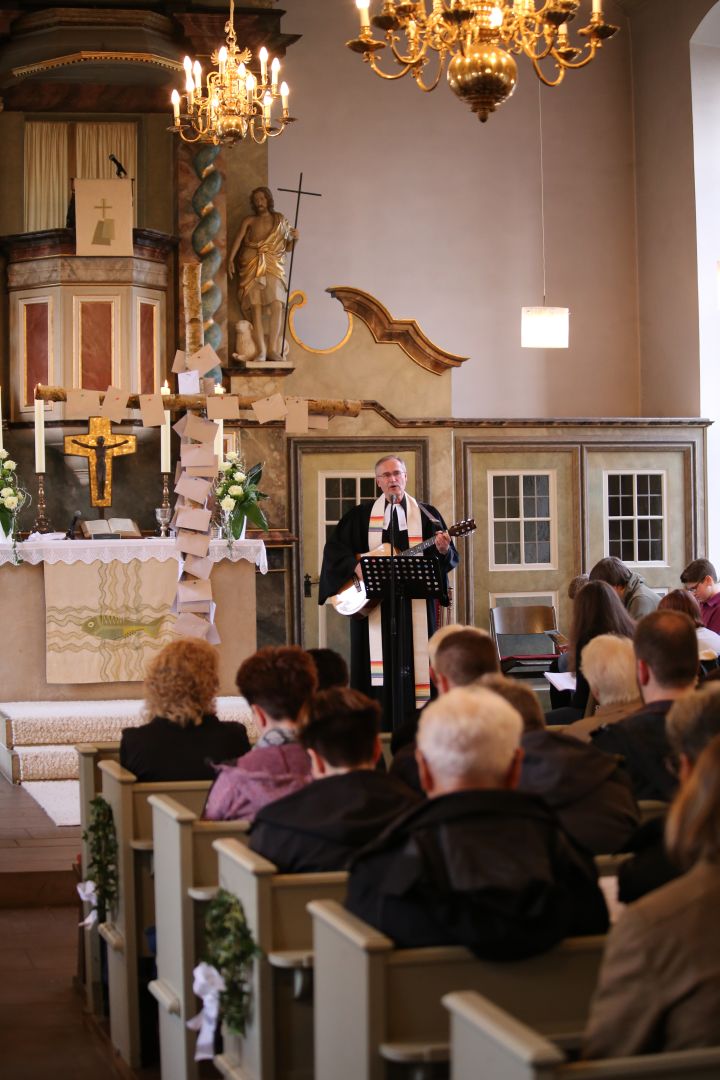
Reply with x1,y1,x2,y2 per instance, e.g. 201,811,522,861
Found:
685,583,701,595
376,471,405,481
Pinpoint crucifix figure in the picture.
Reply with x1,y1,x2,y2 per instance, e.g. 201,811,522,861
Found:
64,416,136,507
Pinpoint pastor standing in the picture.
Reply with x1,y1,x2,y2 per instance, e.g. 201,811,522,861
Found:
318,456,458,730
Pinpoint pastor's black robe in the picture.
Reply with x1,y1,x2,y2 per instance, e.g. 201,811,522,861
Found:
318,498,458,730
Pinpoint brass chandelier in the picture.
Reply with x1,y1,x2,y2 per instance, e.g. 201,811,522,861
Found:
348,0,618,122
170,0,293,145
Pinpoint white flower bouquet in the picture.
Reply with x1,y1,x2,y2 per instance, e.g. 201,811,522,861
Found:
0,449,30,562
215,455,269,540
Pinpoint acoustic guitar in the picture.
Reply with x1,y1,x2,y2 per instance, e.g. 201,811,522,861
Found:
328,518,476,618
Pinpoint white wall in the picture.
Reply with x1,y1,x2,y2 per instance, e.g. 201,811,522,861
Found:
269,0,639,418
691,33,720,557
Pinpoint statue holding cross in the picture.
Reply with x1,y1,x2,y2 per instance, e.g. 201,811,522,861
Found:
64,416,136,507
228,175,321,363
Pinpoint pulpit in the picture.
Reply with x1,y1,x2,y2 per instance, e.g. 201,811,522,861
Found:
0,228,175,422
0,537,266,701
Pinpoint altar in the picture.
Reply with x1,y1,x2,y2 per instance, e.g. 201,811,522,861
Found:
0,537,267,701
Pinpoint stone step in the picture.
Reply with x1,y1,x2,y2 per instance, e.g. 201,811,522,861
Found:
0,697,256,783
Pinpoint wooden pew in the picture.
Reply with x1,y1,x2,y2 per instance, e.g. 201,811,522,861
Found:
97,760,212,1069
211,838,348,1080
309,899,606,1080
444,991,720,1080
76,740,121,1015
148,794,251,1080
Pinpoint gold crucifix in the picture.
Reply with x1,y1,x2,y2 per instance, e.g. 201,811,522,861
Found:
64,416,136,507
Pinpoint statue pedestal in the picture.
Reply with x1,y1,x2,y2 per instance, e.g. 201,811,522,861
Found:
0,228,177,422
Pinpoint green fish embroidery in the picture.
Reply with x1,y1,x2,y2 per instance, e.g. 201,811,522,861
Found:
81,614,164,641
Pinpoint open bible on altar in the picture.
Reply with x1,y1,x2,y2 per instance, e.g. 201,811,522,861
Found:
80,518,142,539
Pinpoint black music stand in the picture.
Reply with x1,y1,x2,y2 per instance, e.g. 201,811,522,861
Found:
361,554,445,731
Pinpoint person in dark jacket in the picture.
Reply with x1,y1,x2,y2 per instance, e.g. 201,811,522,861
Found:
120,638,250,782
249,687,420,871
346,687,608,959
617,684,720,902
592,610,699,801
482,674,639,854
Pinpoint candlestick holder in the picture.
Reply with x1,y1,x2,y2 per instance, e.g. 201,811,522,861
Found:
155,473,172,537
32,472,52,533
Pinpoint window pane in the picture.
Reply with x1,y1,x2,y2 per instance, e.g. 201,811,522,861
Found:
507,522,521,544
341,478,355,498
608,496,621,517
523,495,537,518
494,497,506,519
609,520,620,541
326,478,340,498
650,519,663,541
636,475,649,494
506,542,521,564
649,475,662,495
493,476,506,497
536,521,550,542
326,498,340,521
650,495,662,516
620,539,634,561
495,522,507,543
537,542,551,563
523,475,537,497
524,521,538,544
525,542,537,563
637,495,649,516
650,539,663,560
506,497,519,519
506,476,519,498
621,475,633,495
637,519,649,539
536,475,549,498
638,540,650,561
360,478,376,500
495,543,507,564
621,496,634,515
608,475,620,496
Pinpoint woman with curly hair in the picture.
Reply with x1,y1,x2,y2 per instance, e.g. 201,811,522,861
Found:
120,639,250,781
585,733,720,1056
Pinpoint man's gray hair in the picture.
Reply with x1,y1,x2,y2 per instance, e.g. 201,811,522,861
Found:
374,454,407,476
417,686,522,785
581,634,639,706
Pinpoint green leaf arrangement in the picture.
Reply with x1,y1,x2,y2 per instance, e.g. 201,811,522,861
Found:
215,457,270,537
203,888,262,1036
83,796,119,921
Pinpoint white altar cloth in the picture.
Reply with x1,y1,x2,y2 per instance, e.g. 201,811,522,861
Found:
0,537,267,573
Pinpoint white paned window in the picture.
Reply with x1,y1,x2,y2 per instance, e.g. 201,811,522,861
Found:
320,472,376,549
605,471,666,565
488,471,556,570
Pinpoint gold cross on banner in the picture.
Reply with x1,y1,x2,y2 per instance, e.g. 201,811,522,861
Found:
64,416,136,507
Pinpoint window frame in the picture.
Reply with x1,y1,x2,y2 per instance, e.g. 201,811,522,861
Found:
602,469,668,567
487,469,558,572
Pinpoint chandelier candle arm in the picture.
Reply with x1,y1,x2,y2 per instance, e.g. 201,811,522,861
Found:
169,0,295,146
347,0,618,122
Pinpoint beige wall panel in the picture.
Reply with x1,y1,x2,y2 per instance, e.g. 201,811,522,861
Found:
467,446,581,635
584,447,690,591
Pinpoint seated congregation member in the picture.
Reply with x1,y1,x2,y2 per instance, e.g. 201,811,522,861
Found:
589,556,660,619
307,647,349,690
203,646,317,821
249,688,420,872
585,734,720,1058
546,580,635,725
389,627,499,793
346,687,608,958
659,588,720,657
482,675,639,855
618,684,720,903
562,634,642,743
120,638,250,782
592,610,699,801
680,557,720,634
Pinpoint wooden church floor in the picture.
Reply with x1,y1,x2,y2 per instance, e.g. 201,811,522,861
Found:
0,775,161,1079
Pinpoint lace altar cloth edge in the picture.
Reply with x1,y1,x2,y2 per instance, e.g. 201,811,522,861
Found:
0,537,268,572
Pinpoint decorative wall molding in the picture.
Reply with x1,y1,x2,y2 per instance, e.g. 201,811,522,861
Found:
326,286,468,375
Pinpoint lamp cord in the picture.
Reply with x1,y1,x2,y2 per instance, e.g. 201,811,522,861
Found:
538,82,546,307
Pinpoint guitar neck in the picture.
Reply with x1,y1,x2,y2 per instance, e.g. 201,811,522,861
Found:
403,535,440,557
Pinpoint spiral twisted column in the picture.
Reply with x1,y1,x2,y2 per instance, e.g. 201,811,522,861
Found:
190,145,224,382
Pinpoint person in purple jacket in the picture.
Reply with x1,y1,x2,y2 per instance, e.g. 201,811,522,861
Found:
203,646,318,822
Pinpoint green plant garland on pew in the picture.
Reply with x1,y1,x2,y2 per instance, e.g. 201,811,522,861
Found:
204,888,262,1036
83,795,119,921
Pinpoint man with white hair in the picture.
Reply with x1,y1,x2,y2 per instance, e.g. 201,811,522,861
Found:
346,687,608,958
563,634,642,742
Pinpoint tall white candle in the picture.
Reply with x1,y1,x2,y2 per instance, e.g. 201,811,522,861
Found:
0,385,4,453
160,411,171,473
34,395,45,473
592,0,602,13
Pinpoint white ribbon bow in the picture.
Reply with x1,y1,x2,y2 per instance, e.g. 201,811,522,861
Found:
187,962,226,1061
77,879,98,928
